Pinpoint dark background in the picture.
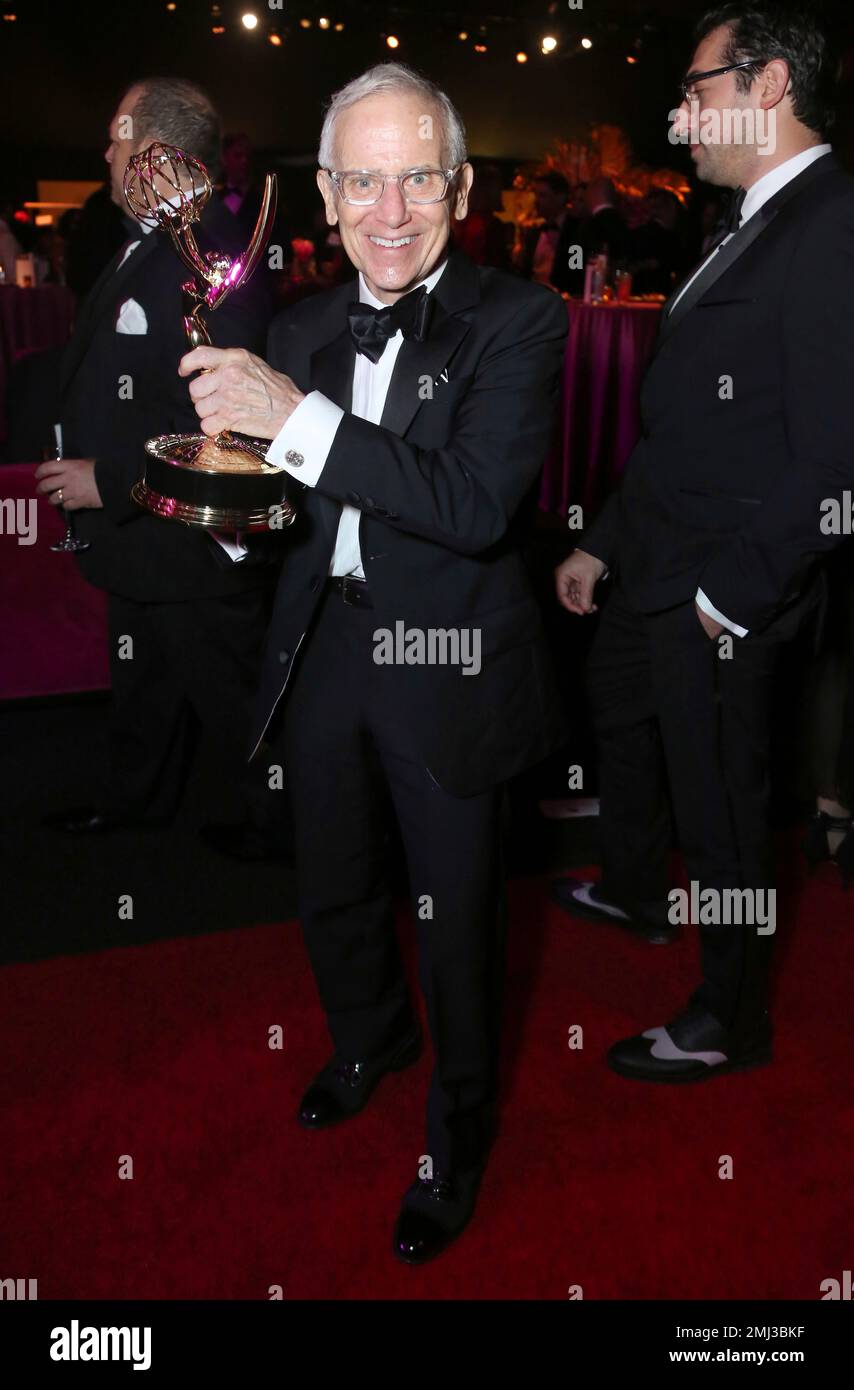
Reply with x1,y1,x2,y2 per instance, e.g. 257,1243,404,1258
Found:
3,0,854,213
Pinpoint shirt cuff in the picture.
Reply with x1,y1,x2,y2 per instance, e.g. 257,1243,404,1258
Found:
265,390,345,487
696,588,749,638
209,530,249,562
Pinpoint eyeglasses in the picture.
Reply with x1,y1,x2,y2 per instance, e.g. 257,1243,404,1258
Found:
324,166,460,205
680,60,765,104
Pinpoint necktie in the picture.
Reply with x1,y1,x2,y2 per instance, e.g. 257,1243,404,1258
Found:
347,284,433,363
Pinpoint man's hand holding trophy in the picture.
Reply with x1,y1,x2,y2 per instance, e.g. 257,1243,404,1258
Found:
122,141,298,532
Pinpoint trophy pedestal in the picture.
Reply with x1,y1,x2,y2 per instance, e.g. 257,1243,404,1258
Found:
132,432,296,532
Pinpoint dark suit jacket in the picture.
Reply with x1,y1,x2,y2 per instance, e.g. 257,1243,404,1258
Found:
581,152,854,633
627,219,686,296
251,249,569,796
60,198,272,602
583,206,629,263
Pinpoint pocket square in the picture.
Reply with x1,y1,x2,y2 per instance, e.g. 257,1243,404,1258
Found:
115,298,148,335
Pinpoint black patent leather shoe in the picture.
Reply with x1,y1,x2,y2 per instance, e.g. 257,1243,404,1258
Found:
607,1003,772,1083
41,806,166,834
393,1170,481,1265
200,820,293,863
298,1025,423,1129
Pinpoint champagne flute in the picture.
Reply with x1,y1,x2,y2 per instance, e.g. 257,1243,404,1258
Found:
47,422,90,554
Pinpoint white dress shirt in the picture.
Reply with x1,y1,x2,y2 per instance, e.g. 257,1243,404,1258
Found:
676,143,833,637
219,256,449,568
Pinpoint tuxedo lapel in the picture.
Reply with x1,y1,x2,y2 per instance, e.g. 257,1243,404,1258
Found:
310,323,356,413
658,211,771,342
659,152,839,346
380,248,478,435
309,321,356,546
380,302,470,435
60,232,159,399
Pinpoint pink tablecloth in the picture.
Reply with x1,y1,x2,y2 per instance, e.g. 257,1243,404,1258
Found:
539,299,663,521
0,284,76,442
0,462,109,700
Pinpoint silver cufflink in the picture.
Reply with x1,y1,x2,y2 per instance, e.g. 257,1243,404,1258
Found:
285,449,304,467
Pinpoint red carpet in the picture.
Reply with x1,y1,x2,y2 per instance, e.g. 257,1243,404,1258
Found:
3,860,852,1300
0,463,109,700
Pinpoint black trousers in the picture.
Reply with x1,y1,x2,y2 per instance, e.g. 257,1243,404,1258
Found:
276,588,508,1178
805,543,854,808
103,588,273,824
587,582,820,1038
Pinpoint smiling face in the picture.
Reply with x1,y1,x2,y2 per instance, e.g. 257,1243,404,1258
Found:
317,91,473,303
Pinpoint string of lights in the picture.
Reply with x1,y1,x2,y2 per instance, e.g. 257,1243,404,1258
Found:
53,1,662,69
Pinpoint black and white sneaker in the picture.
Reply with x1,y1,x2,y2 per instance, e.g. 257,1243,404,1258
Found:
551,875,678,945
607,1004,772,1083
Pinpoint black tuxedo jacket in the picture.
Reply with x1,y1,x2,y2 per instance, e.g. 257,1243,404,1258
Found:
252,249,569,796
582,152,854,633
60,199,272,602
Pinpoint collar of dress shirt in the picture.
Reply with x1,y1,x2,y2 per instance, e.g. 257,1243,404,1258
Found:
130,183,209,236
740,142,832,224
357,253,449,308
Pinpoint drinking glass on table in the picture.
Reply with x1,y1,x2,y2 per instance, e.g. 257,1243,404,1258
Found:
615,267,633,302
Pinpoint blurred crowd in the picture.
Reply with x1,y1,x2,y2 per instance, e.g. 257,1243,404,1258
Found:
456,164,733,297
2,140,733,306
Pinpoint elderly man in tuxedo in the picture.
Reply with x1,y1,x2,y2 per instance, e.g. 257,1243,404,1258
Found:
179,62,568,1262
556,2,854,1080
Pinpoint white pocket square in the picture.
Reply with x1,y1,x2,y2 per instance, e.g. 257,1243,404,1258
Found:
115,298,148,335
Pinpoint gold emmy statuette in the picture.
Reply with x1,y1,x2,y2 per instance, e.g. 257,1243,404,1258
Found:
123,142,296,532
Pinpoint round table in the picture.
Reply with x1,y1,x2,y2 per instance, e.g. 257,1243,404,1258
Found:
0,463,109,699
539,298,663,522
0,283,76,443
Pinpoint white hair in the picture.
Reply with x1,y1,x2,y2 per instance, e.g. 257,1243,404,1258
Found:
317,62,468,170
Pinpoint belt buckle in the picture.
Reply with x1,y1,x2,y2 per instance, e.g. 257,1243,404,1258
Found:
341,576,360,606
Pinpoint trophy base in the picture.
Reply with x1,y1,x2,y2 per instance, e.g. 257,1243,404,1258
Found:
134,432,297,533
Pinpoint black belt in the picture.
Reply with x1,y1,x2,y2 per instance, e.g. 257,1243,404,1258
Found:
325,576,374,609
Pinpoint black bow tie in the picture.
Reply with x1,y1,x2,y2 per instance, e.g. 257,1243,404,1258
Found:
724,186,747,234
347,284,433,363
